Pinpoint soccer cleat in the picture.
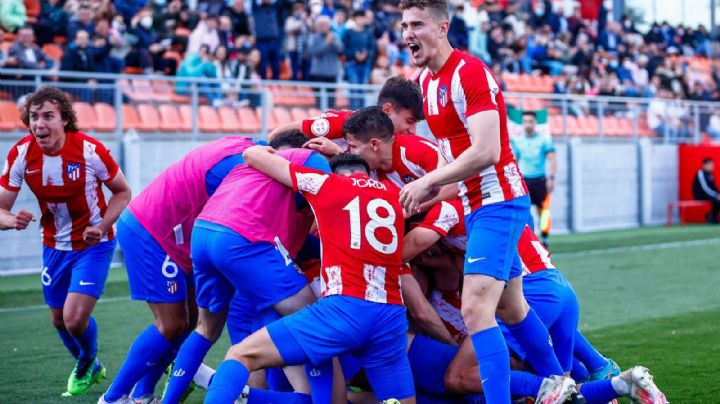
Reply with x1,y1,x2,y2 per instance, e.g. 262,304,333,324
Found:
382,400,402,404
62,358,106,397
132,395,162,404
589,358,621,381
97,394,135,404
618,366,668,404
535,375,578,404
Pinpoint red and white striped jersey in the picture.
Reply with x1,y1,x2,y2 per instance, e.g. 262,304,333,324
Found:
418,50,528,215
301,109,354,149
290,163,405,305
374,134,439,190
429,289,467,344
416,199,554,274
0,132,119,251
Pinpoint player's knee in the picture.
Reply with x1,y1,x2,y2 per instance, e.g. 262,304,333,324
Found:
495,304,528,325
461,303,494,331
64,316,89,335
226,343,261,371
51,315,66,330
155,317,189,341
443,366,468,394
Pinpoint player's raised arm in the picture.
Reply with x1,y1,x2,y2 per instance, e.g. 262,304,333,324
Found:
243,145,293,187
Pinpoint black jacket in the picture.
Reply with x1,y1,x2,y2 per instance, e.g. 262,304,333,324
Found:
693,169,718,200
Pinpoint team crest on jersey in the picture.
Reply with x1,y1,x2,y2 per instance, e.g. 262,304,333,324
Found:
167,280,178,294
402,174,414,184
66,163,81,182
438,85,448,108
311,118,330,137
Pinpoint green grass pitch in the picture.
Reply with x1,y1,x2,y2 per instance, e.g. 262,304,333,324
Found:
1,225,719,403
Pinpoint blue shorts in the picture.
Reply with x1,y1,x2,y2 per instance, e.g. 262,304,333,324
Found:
407,334,459,396
501,269,579,372
117,210,189,303
191,221,308,314
226,292,256,345
267,295,414,401
42,239,116,308
464,196,530,281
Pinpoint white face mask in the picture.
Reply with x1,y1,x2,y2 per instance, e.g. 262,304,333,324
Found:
311,3,322,15
140,16,153,29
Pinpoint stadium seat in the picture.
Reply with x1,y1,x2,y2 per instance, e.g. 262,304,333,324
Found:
121,104,141,130
616,118,634,136
307,107,322,117
273,107,292,127
130,80,155,103
177,105,194,132
218,106,242,133
24,0,41,23
290,107,308,122
149,80,173,103
296,86,316,107
564,115,582,136
198,105,221,133
157,104,182,132
93,103,117,133
548,115,564,136
72,102,98,132
602,116,621,136
0,101,20,131
41,44,63,62
237,107,261,133
136,104,161,132
335,89,349,109
258,107,278,131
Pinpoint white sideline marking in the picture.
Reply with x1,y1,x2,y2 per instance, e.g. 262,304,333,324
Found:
2,237,719,313
553,237,720,258
0,295,131,313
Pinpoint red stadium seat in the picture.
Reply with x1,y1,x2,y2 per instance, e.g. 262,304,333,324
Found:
136,104,161,132
42,44,63,62
237,107,261,133
198,105,221,133
121,104,141,130
93,103,117,133
273,107,292,126
157,104,182,132
259,107,278,131
0,101,21,131
72,102,97,132
218,106,242,133
178,105,194,132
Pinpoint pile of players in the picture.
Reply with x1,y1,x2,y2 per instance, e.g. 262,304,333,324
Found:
0,0,669,403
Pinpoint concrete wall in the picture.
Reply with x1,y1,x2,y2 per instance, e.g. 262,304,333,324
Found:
0,134,679,274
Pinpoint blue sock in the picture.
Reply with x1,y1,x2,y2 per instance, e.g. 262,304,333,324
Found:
132,332,189,399
470,327,510,403
266,367,294,392
506,309,564,377
579,380,618,404
204,359,249,404
105,325,173,402
56,329,81,359
74,316,99,377
509,371,543,397
163,332,213,404
574,331,608,372
75,316,98,360
247,388,312,403
571,358,590,381
305,360,334,404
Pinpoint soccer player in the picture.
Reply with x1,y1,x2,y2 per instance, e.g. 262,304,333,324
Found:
509,111,556,246
0,87,131,396
268,75,424,151
399,0,564,401
162,146,331,404
206,111,415,404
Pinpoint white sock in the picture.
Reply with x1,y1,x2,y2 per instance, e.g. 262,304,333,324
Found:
192,363,216,390
611,375,630,396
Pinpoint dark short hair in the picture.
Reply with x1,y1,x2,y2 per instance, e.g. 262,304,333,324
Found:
21,87,79,132
703,157,714,165
329,152,370,175
342,106,394,142
399,0,449,20
522,110,537,119
377,76,424,121
352,9,366,18
268,129,310,149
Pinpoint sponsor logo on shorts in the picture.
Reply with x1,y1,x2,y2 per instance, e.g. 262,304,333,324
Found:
467,257,486,264
79,280,95,286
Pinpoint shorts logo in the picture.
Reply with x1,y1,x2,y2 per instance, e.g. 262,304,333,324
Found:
310,118,330,137
66,163,82,182
167,280,178,295
467,257,486,264
172,368,186,377
79,280,95,286
309,368,321,377
439,85,448,108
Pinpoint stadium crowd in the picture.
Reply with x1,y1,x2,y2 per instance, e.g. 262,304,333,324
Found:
2,0,720,100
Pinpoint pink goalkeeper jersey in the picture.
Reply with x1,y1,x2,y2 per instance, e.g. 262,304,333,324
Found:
197,148,317,259
128,137,254,273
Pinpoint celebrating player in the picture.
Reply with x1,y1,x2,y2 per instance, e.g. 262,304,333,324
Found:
206,109,415,404
398,1,566,401
0,87,131,397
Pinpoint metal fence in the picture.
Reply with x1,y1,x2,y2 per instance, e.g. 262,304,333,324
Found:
1,68,719,144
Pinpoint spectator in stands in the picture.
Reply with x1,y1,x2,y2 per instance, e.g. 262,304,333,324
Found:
706,110,720,140
116,0,148,27
187,13,220,54
370,53,392,85
342,9,376,109
217,15,235,49
236,48,262,107
692,157,720,224
34,0,69,46
213,44,240,105
176,44,221,104
253,0,282,80
7,25,54,70
60,30,97,102
448,3,469,51
331,8,347,36
285,2,313,81
0,0,27,33
125,8,159,72
223,0,253,38
90,0,116,22
307,15,342,109
469,21,491,63
67,3,96,43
